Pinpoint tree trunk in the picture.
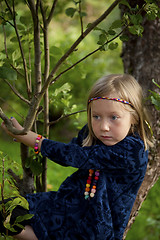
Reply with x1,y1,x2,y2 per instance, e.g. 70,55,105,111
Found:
120,1,160,238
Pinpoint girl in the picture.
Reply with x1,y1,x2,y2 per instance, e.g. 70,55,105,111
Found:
1,74,152,240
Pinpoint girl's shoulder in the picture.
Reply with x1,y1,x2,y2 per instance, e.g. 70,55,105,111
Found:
98,133,146,157
123,133,145,148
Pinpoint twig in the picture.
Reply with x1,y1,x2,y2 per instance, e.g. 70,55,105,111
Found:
78,0,84,36
12,1,31,99
2,24,8,58
49,109,86,125
27,0,42,95
1,157,5,208
7,168,21,189
47,0,58,24
0,97,25,120
3,79,31,105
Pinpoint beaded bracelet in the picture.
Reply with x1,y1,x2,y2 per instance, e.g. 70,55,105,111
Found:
34,135,42,154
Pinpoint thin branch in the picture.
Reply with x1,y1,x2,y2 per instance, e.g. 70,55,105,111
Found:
1,4,25,79
12,1,31,99
4,0,12,15
0,15,14,28
27,0,42,95
36,0,40,14
49,110,86,125
1,157,5,207
2,24,8,58
47,0,58,24
3,79,31,105
78,0,84,36
10,64,25,78
7,168,21,189
0,97,25,120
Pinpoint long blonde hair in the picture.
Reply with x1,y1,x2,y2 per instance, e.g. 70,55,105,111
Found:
83,74,153,150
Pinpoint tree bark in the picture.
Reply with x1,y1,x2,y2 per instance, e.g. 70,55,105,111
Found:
120,1,160,238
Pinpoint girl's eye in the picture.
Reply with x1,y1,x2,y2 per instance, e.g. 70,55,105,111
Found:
93,115,100,120
111,115,118,120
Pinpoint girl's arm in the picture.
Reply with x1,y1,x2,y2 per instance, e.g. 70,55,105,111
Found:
1,118,45,151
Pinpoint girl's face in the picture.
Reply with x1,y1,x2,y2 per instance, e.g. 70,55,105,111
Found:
91,98,132,146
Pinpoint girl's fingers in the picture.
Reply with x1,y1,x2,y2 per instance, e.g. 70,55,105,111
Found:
10,117,23,130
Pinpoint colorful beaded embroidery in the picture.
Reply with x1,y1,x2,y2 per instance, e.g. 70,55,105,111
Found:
88,97,133,107
34,135,42,154
84,169,100,200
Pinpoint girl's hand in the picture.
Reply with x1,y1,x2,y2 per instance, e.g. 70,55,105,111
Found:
1,117,45,151
1,117,24,140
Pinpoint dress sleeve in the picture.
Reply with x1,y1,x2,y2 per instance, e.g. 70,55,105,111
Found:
41,134,148,174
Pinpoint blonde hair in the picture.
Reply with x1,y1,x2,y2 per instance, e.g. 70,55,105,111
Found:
83,74,153,150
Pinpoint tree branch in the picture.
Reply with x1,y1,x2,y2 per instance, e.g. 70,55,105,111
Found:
27,0,42,95
12,1,31,100
49,110,86,125
47,0,58,24
7,168,22,189
0,97,25,120
4,79,31,105
78,0,84,36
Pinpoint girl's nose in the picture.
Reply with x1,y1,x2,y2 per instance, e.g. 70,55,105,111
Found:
100,120,109,131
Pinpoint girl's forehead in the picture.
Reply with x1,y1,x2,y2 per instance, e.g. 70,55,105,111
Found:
91,98,125,111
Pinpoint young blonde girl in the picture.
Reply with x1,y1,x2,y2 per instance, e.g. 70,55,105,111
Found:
1,74,152,240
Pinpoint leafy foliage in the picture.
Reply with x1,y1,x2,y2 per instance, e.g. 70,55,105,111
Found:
0,152,33,237
149,80,160,111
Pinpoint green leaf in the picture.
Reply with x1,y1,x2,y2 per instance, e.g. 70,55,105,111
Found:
19,16,30,25
130,14,143,25
79,12,87,17
108,42,118,50
16,24,25,31
128,25,144,36
110,20,122,29
65,8,77,18
145,3,159,20
152,79,160,89
53,83,72,96
120,0,131,9
108,29,116,36
11,197,29,210
150,96,160,110
0,66,17,81
30,160,43,176
119,35,129,42
15,214,34,223
97,33,107,45
10,36,18,43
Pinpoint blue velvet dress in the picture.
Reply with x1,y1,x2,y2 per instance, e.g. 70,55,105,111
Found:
26,126,148,240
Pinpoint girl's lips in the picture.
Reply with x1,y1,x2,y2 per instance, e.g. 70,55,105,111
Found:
101,136,112,139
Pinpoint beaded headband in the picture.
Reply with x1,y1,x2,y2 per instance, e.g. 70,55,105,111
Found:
88,97,133,107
